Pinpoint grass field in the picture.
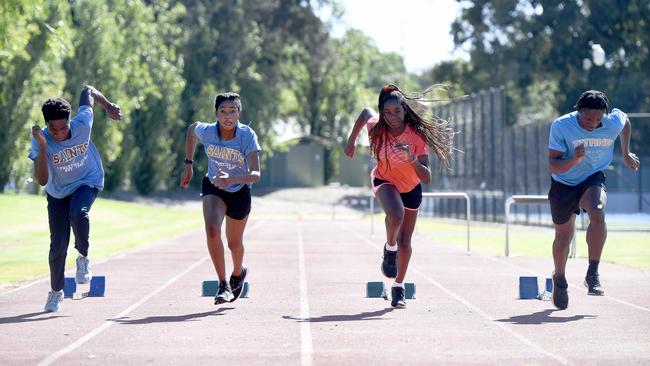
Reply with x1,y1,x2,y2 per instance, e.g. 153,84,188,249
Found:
2,193,648,288
0,193,203,287
415,216,650,270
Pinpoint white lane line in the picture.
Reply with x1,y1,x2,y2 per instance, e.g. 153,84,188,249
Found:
341,223,573,366
297,218,313,366
481,255,650,313
37,220,267,366
38,256,208,366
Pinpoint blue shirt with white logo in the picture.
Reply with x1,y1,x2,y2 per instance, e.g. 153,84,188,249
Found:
28,105,104,198
548,108,626,186
194,121,261,193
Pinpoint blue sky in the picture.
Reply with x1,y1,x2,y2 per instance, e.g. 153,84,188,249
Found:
322,0,469,73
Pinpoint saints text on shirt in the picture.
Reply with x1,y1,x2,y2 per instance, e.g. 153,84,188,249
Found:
572,138,614,148
52,143,90,164
206,145,245,166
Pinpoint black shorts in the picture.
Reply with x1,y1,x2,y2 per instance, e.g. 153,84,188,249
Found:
373,178,423,210
548,171,606,225
201,176,251,220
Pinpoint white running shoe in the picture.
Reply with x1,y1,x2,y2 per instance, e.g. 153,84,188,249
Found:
44,290,63,312
76,255,92,284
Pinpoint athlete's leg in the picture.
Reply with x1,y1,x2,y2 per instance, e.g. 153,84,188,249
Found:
395,209,417,284
225,215,248,277
552,216,575,275
375,184,404,246
579,186,607,262
203,195,228,280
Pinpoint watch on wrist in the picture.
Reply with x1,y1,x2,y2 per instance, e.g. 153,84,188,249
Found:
184,159,193,165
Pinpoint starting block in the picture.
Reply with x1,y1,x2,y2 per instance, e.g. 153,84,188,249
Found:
202,280,249,298
366,282,416,300
63,276,105,299
519,276,552,300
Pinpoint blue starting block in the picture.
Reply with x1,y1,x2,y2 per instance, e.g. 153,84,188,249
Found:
63,276,105,299
366,282,416,300
519,276,552,299
202,280,249,298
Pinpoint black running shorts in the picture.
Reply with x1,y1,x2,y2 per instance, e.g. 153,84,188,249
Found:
548,171,606,225
373,177,423,210
201,176,251,220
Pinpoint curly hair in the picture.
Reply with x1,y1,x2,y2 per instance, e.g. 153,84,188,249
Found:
369,84,455,169
41,98,71,123
214,92,242,112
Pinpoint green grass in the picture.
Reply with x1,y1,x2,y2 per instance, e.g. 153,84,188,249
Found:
0,193,203,287
415,216,650,270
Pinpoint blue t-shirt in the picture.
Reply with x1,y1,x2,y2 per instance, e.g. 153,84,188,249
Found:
28,105,104,198
548,108,626,186
194,121,261,193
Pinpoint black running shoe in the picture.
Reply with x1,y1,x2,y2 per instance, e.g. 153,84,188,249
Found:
229,264,248,302
552,273,569,310
214,280,233,305
381,247,398,279
391,286,406,308
584,274,605,296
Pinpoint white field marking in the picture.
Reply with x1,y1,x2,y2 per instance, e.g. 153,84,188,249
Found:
0,221,267,297
37,257,208,366
480,255,650,313
297,218,314,366
341,223,574,366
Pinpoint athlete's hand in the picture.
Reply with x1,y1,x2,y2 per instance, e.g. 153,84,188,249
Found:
623,152,640,171
395,143,414,162
105,103,122,121
212,169,231,189
180,165,193,188
573,144,585,163
344,141,356,159
32,125,46,146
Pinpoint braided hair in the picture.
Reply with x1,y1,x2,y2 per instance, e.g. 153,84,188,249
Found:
573,90,609,112
369,84,455,168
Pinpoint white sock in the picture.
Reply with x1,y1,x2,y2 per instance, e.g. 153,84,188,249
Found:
385,242,398,251
392,282,404,288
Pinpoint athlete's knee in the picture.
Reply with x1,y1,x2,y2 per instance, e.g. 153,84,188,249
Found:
385,212,404,227
205,223,221,239
587,208,605,226
227,240,243,251
69,206,90,225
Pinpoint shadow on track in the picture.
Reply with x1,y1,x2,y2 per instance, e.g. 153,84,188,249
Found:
282,308,394,323
0,311,68,324
496,309,597,325
111,307,234,325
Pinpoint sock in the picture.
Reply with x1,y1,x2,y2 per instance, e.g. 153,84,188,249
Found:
391,282,404,288
587,260,600,276
385,242,398,251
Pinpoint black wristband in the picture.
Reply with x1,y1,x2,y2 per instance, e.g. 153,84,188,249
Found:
184,159,193,165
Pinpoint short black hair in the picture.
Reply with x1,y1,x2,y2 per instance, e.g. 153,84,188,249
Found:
214,92,242,112
573,90,609,112
42,98,71,123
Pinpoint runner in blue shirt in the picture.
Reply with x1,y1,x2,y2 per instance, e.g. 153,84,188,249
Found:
29,85,122,312
547,90,640,310
180,92,261,305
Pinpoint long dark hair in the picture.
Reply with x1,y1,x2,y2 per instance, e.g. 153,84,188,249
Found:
369,84,454,168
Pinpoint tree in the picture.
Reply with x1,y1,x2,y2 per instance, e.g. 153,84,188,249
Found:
0,1,71,192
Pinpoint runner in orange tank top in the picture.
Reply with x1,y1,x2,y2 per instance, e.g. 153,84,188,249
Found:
345,84,455,308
